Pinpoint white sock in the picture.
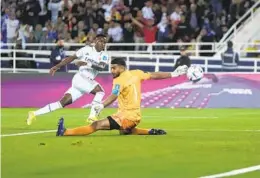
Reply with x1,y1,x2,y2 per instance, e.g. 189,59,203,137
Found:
34,101,63,116
89,92,105,118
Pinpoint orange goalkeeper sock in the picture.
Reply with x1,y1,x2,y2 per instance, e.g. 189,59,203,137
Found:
64,125,96,136
131,128,150,135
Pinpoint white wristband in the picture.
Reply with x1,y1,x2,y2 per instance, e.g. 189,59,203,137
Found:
170,71,178,77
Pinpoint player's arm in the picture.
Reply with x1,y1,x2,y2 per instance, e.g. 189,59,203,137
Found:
102,94,118,108
50,55,77,76
92,84,120,114
92,94,117,115
150,65,188,79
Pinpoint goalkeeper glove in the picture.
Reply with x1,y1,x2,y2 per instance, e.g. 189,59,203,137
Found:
171,65,188,77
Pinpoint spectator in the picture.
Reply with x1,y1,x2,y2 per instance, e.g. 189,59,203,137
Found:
84,8,95,31
61,0,73,11
187,4,201,35
107,20,123,43
153,3,162,23
239,0,253,16
71,20,87,40
47,24,58,42
24,0,41,27
211,0,223,15
156,8,168,43
131,17,157,44
71,0,80,16
130,0,146,9
229,0,241,26
78,31,87,43
170,6,182,24
197,28,215,56
175,15,192,40
38,0,49,27
50,39,66,71
111,7,122,21
1,7,10,45
48,0,62,23
221,41,239,71
34,24,43,43
68,16,78,37
95,6,106,28
103,0,114,21
142,0,154,20
167,0,177,15
6,12,19,45
174,46,191,69
132,9,167,44
89,23,103,35
103,22,110,36
133,10,145,51
123,21,134,50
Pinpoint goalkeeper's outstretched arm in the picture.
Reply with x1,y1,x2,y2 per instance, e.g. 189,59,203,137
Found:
150,65,188,80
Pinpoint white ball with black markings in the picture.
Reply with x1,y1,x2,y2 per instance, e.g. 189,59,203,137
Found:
186,65,204,82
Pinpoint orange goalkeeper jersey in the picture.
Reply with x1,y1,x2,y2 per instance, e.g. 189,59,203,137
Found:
112,70,151,111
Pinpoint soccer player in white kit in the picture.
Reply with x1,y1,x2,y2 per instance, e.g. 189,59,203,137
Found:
27,34,108,125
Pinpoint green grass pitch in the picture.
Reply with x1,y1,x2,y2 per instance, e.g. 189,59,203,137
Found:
1,108,260,178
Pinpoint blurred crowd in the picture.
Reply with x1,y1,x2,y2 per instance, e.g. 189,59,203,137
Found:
1,0,257,52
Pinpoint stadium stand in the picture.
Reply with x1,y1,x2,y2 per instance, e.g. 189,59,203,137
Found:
1,0,259,47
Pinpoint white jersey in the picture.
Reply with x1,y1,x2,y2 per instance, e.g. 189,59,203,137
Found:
75,45,109,80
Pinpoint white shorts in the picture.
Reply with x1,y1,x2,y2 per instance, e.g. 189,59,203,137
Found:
65,73,99,102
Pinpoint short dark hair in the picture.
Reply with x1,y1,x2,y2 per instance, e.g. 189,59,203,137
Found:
111,58,126,67
227,41,233,48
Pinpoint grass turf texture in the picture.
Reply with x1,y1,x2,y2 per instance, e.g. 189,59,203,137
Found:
1,108,260,178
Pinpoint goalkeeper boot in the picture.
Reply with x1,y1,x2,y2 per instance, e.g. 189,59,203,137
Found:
56,117,66,136
26,111,36,125
148,128,167,135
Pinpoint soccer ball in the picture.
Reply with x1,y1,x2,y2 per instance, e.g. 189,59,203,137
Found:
186,65,204,82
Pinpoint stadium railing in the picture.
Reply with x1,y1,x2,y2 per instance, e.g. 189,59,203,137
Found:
2,42,260,55
1,43,260,73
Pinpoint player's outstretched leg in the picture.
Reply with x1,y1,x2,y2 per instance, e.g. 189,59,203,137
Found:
87,85,105,123
27,93,72,125
56,117,111,136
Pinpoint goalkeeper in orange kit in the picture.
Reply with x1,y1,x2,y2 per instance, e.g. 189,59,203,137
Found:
56,58,188,136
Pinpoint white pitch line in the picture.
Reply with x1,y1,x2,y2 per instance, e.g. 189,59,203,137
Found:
2,129,260,138
200,165,260,178
1,130,56,137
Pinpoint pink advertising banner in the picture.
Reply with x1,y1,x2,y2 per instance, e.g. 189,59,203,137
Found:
2,73,260,108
